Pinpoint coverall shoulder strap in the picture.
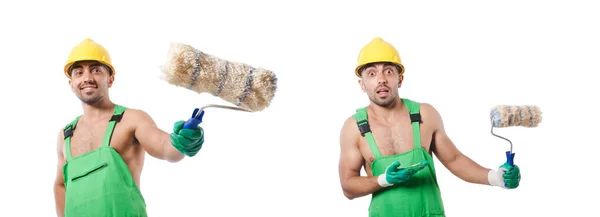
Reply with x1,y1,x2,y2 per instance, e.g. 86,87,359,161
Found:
63,115,81,161
63,116,81,139
102,104,127,147
401,98,423,149
353,107,383,159
402,98,422,119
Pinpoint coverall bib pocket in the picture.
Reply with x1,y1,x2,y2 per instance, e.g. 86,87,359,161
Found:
71,162,108,182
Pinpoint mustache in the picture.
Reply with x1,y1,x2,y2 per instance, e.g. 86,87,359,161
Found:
375,84,390,90
80,81,98,88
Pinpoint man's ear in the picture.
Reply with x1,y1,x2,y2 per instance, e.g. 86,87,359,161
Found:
358,79,366,92
398,74,404,88
68,79,75,93
107,75,114,88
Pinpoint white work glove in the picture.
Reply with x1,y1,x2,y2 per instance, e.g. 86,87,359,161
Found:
487,163,521,189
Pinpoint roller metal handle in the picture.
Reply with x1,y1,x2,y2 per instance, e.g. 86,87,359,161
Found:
505,151,515,167
491,125,516,167
183,108,205,129
182,104,250,129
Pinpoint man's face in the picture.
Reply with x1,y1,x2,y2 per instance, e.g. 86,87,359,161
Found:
358,62,403,107
68,61,113,105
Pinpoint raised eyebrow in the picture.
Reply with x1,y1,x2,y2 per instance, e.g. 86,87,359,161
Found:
384,65,399,73
383,63,396,69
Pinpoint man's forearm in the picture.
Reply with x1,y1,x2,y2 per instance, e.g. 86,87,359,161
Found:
447,155,491,185
54,184,65,217
163,136,185,163
341,175,384,200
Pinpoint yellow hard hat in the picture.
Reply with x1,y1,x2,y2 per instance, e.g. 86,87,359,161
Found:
354,37,405,77
64,38,115,79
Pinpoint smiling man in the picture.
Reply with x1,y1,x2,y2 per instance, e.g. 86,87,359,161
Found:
53,38,205,217
337,37,521,217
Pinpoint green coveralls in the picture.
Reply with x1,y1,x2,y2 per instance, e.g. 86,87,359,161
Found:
62,105,147,217
353,98,446,217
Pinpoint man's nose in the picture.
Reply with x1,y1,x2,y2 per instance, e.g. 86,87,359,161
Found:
83,75,92,82
82,71,94,82
377,73,387,84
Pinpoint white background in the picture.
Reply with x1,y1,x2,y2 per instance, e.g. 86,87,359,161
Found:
0,0,598,216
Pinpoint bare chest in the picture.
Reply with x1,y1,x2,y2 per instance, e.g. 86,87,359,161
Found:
68,122,110,158
66,121,135,160
370,122,415,156
358,121,434,163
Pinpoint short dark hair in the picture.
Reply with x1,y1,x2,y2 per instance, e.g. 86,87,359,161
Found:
358,62,401,77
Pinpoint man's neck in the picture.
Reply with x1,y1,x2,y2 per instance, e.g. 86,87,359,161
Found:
81,98,115,122
369,97,405,124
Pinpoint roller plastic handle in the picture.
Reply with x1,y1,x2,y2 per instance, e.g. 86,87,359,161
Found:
183,108,205,129
505,151,515,167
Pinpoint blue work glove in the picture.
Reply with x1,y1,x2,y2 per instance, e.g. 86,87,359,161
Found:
170,120,204,157
488,163,521,189
377,160,429,187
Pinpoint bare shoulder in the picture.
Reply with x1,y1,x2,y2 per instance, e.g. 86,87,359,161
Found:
56,127,65,158
419,102,439,116
124,108,147,118
419,102,444,130
340,115,361,147
56,127,65,142
123,108,154,123
341,115,359,135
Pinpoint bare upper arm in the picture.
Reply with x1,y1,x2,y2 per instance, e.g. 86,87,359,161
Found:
128,109,171,159
339,116,365,181
55,128,65,186
421,103,462,165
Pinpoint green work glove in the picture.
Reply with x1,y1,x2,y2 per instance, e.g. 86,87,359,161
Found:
488,163,521,189
377,160,429,187
170,120,204,157
500,163,521,189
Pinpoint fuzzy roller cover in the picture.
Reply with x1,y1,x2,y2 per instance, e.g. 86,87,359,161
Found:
160,43,278,112
490,105,543,128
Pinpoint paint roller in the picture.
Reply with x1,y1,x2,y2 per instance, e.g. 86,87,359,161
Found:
489,105,543,167
159,43,278,129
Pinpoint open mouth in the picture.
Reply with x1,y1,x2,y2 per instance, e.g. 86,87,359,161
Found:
376,88,389,94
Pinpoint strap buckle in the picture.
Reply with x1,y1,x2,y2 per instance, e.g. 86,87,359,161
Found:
110,114,123,122
410,114,422,123
64,125,74,139
357,120,371,137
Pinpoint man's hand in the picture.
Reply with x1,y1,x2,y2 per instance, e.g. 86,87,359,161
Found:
488,163,521,189
170,120,204,157
377,161,428,187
